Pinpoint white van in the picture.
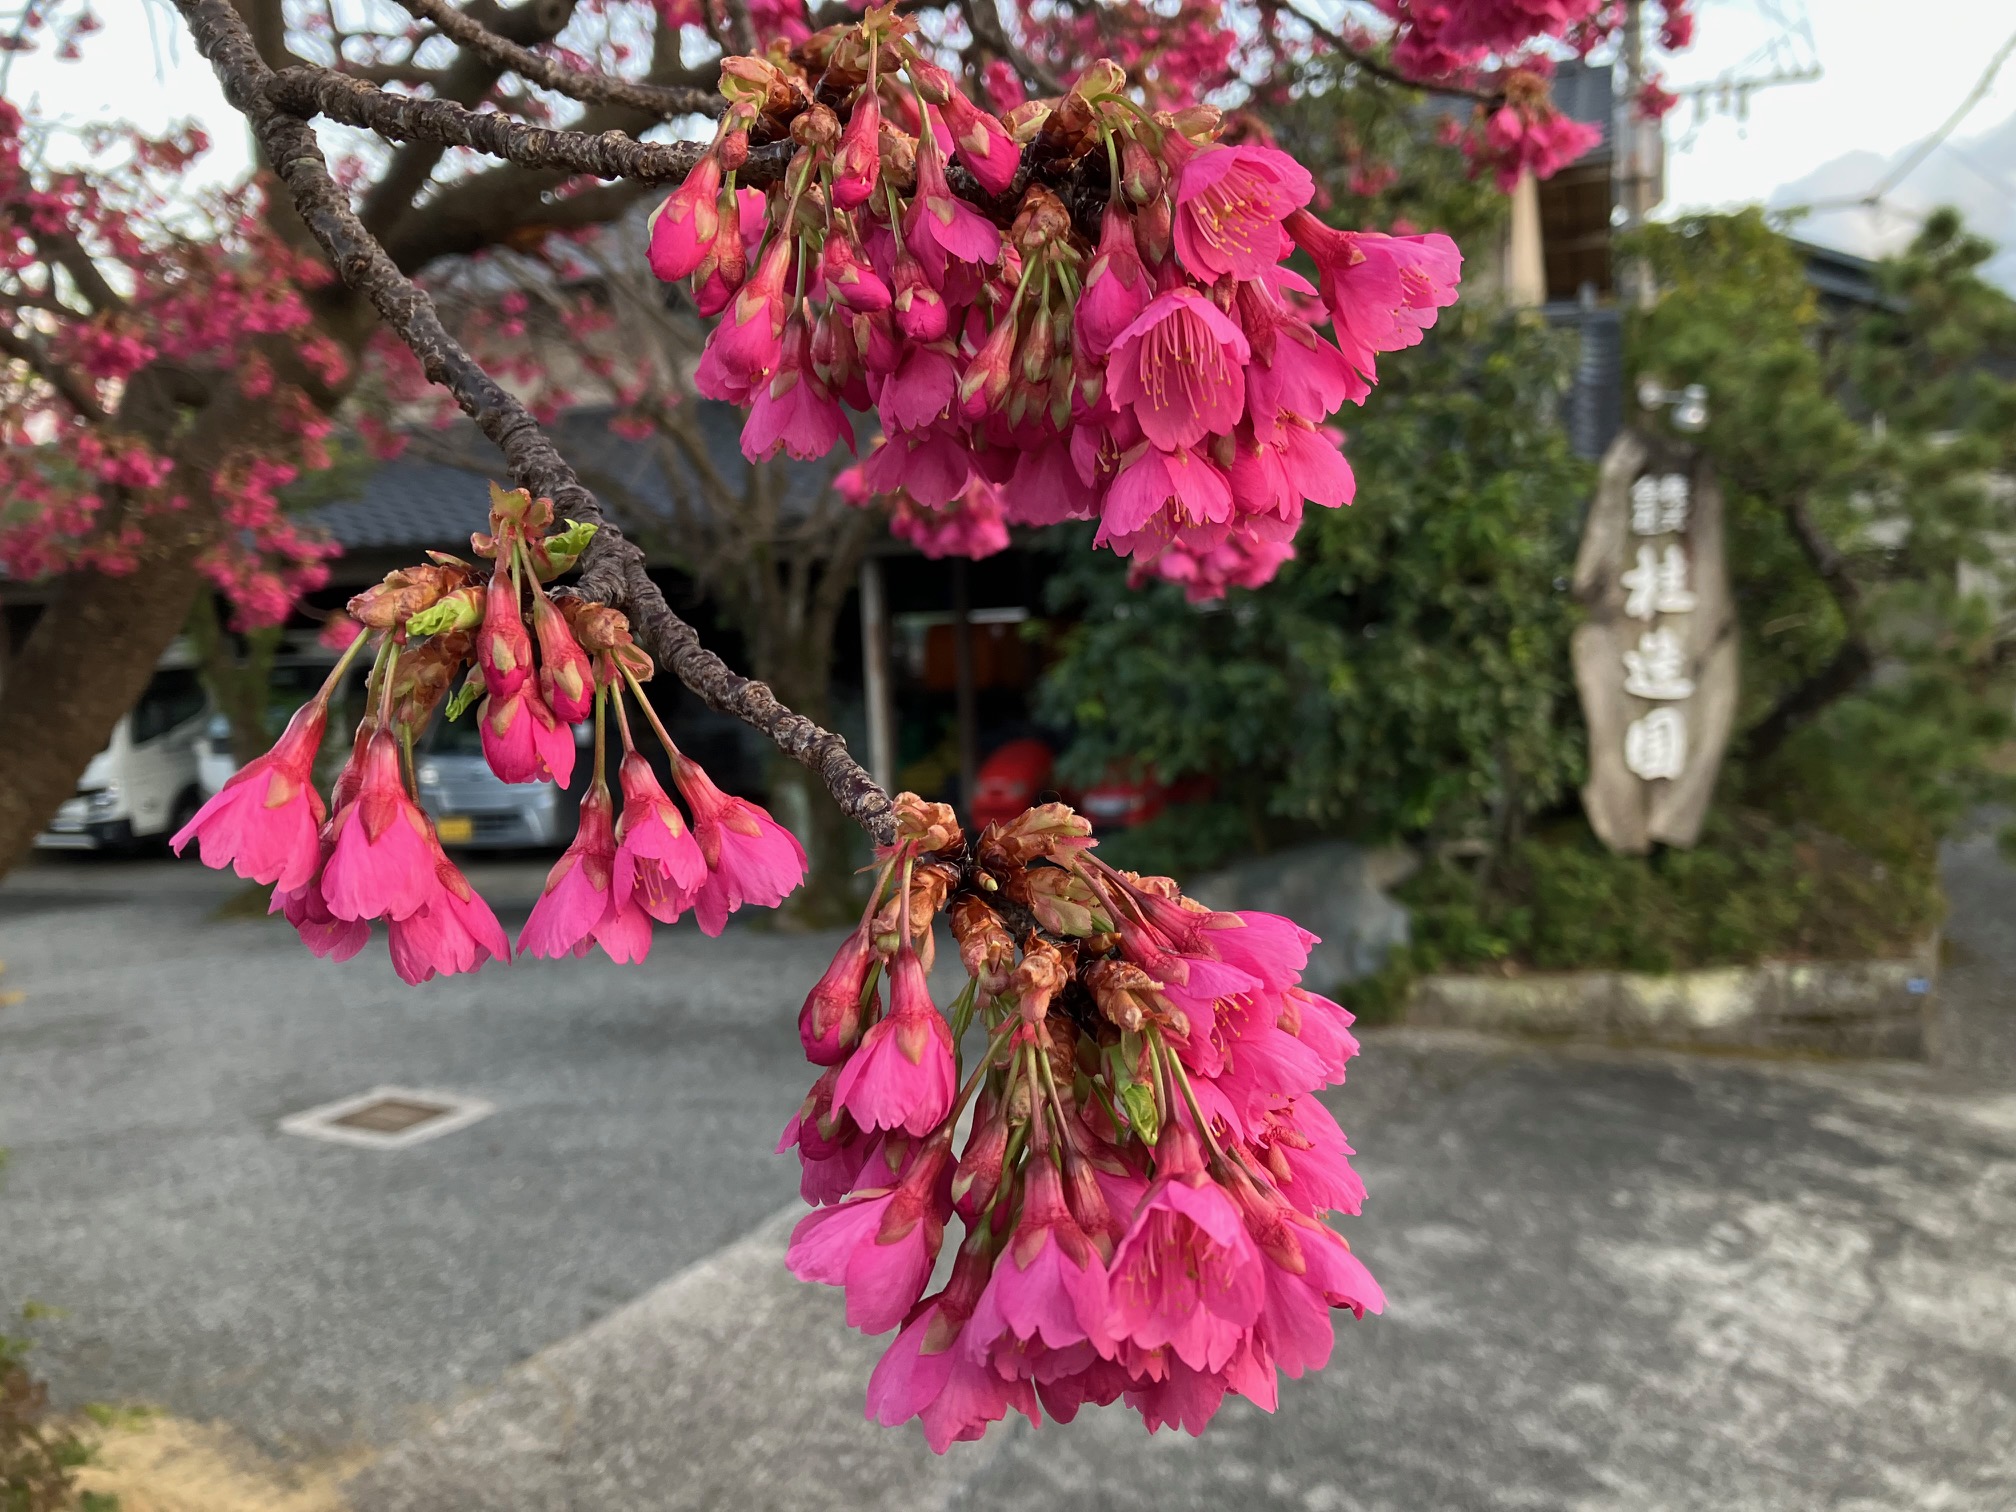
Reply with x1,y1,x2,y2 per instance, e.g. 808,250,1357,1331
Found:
35,651,213,852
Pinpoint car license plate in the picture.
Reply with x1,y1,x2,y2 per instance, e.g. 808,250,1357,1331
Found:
436,815,474,844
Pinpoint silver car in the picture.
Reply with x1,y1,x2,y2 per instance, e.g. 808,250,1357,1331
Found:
414,711,590,849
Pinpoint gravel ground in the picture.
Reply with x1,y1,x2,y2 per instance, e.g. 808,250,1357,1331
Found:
3,838,2014,1509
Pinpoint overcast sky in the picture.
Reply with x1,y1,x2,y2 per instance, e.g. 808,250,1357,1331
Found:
1662,0,2016,286
9,0,2015,284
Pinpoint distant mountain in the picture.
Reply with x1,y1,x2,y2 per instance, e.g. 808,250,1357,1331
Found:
1765,106,2016,292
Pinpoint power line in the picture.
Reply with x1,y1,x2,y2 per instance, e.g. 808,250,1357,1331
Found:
1862,27,2016,204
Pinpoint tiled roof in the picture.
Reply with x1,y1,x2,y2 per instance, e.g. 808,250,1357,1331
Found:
310,402,841,554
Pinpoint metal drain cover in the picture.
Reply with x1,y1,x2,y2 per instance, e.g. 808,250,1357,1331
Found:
280,1086,496,1149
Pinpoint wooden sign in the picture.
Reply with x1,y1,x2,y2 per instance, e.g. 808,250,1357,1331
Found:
1571,430,1739,855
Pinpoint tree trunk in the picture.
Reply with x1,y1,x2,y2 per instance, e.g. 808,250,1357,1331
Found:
765,658,868,927
0,547,206,875
186,591,285,765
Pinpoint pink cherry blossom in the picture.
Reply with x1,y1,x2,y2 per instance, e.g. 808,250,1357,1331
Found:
387,836,511,984
478,683,576,787
963,1156,1112,1374
1285,210,1463,386
171,692,329,892
1075,203,1152,359
1107,288,1251,451
820,229,892,313
475,575,532,701
1173,142,1313,284
531,588,594,725
786,1132,951,1332
743,315,852,462
866,1238,1040,1452
269,857,369,962
833,939,955,1136
888,480,1011,560
611,751,706,923
1099,444,1233,543
518,782,655,963
877,343,959,435
672,753,808,935
830,91,880,211
694,237,791,405
319,731,437,923
903,115,1003,281
1106,1124,1267,1373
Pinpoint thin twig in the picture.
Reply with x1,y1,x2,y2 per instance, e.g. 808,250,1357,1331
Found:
398,0,725,119
174,0,897,845
723,0,760,58
265,66,791,184
960,0,1063,97
1278,0,1494,104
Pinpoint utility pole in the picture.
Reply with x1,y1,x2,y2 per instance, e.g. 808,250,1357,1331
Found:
1614,0,1659,306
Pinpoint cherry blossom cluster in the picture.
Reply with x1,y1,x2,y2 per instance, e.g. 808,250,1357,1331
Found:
781,796,1378,1445
171,484,807,983
0,101,341,627
647,18,1462,598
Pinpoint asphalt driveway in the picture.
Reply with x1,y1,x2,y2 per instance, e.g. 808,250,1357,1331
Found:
3,842,2014,1510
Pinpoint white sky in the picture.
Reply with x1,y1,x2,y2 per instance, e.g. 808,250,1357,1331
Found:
11,0,2014,281
1660,0,2016,285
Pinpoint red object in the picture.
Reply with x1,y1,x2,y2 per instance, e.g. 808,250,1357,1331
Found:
1076,766,1214,831
971,738,1056,828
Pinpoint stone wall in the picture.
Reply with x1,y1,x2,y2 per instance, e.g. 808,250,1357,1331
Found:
1408,954,1938,1059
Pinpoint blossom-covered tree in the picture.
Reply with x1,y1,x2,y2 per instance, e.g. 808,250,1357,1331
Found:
0,0,1688,871
4,0,1695,1449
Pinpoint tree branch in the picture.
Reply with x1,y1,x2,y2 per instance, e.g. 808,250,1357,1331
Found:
398,0,723,119
1743,492,1874,762
359,0,578,236
0,325,109,421
266,65,754,184
174,0,897,845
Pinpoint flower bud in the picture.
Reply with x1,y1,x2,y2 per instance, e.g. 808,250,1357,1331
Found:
647,155,723,284
819,224,892,312
1120,137,1164,205
950,1089,1010,1220
950,894,1015,997
799,926,875,1064
1008,938,1074,1023
792,102,842,150
690,189,750,317
830,91,881,210
531,588,594,725
891,793,962,852
958,311,1019,419
476,575,532,701
893,251,948,341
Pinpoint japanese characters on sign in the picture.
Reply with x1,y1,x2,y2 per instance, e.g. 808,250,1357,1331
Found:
1571,434,1737,854
1620,472,1696,781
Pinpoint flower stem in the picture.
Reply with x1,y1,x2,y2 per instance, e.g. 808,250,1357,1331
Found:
316,625,373,708
1152,1027,1226,1167
619,664,682,759
609,676,637,754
